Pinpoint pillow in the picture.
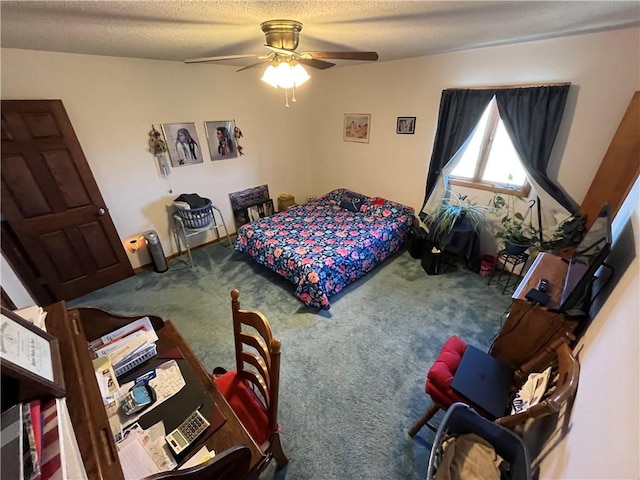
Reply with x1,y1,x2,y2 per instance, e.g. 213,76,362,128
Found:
339,191,367,212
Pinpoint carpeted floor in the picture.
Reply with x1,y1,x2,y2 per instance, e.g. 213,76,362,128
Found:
69,242,512,479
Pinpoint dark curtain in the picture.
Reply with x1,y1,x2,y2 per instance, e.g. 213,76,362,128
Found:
495,85,577,213
422,85,577,214
422,89,495,208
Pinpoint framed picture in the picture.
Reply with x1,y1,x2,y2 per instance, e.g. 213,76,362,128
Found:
161,122,203,167
1,307,66,400
205,120,238,161
397,117,416,134
344,114,371,143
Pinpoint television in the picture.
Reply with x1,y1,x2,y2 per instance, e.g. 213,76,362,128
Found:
558,204,612,316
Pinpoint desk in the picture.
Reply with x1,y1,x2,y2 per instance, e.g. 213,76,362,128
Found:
44,302,263,479
512,252,569,309
489,253,578,369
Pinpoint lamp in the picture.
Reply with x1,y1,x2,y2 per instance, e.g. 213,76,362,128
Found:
128,237,142,252
261,58,309,108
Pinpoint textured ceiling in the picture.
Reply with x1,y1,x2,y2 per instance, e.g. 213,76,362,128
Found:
1,1,639,68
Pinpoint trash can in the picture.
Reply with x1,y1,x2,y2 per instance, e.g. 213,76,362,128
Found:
480,255,497,277
143,230,168,273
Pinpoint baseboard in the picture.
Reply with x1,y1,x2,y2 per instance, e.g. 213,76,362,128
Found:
132,235,235,273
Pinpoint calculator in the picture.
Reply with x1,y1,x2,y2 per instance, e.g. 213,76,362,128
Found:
165,409,210,455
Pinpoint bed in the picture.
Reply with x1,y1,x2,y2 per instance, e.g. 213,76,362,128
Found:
234,188,414,309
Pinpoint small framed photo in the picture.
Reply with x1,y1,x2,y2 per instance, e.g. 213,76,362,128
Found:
397,117,416,134
161,123,204,167
344,114,371,143
204,120,238,161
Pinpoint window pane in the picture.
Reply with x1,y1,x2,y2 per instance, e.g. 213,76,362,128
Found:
450,103,492,179
482,119,528,187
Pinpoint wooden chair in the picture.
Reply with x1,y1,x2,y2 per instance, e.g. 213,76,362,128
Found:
144,445,251,480
213,289,289,474
409,333,579,436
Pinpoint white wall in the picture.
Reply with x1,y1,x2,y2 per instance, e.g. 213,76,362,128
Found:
537,177,640,480
0,49,314,269
308,27,640,212
1,28,637,270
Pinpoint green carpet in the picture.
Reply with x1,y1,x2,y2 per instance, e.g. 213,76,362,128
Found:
69,242,512,479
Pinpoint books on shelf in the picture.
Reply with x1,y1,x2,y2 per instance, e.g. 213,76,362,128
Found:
1,398,86,480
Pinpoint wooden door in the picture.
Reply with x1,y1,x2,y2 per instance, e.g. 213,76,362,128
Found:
580,91,640,227
1,99,133,302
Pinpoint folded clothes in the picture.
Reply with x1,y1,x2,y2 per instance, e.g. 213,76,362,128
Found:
434,433,501,480
173,193,209,209
173,201,191,210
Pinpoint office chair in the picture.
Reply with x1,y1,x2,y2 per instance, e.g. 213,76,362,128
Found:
144,445,251,480
409,333,579,437
213,290,289,474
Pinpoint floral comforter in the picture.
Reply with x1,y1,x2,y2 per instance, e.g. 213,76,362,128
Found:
234,189,414,309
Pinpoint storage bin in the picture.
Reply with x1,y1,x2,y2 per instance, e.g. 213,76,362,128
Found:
278,194,295,211
427,403,531,480
174,199,213,229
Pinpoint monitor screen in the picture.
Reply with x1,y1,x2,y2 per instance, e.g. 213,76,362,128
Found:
559,204,612,315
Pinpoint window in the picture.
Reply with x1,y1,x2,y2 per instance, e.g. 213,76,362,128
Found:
450,98,530,196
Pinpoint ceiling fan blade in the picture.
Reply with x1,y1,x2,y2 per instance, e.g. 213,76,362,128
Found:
184,54,262,64
297,57,335,70
236,59,271,72
303,51,379,61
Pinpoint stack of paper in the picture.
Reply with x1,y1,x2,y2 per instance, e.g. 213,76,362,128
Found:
14,305,48,332
90,317,158,378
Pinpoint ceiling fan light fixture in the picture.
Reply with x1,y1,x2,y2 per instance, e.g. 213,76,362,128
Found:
291,63,310,86
261,60,309,89
261,64,280,88
276,61,295,89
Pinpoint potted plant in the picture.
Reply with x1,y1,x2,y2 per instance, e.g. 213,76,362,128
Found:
538,213,587,253
492,194,538,255
424,192,493,248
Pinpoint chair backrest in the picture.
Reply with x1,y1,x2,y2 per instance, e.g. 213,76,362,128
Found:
144,445,251,480
230,289,282,443
496,334,580,429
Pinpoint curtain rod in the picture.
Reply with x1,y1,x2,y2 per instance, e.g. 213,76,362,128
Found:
453,82,571,90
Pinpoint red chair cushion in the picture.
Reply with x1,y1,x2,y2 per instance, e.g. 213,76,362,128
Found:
425,335,469,409
214,370,270,445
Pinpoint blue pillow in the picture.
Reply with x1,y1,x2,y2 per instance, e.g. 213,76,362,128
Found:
339,192,367,212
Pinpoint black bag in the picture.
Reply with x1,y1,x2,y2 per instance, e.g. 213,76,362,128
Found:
407,225,428,259
421,243,441,275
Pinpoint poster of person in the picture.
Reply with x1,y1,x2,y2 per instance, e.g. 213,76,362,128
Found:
204,120,238,161
344,114,371,143
161,122,203,167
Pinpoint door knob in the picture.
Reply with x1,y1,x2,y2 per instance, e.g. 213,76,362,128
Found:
98,207,106,216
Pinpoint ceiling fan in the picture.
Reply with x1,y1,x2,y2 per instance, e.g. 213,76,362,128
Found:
184,19,379,72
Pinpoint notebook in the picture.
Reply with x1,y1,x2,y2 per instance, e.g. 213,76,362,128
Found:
450,345,513,418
